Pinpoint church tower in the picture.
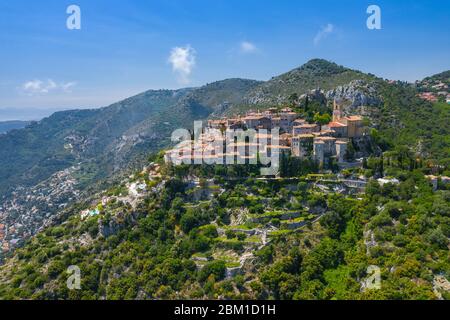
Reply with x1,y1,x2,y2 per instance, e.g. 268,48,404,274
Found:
332,99,343,122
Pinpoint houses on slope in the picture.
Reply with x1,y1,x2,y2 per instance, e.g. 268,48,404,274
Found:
165,101,365,169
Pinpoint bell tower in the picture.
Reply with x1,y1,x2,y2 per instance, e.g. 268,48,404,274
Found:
332,99,343,122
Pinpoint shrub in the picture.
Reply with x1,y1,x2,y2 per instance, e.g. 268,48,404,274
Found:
198,260,226,282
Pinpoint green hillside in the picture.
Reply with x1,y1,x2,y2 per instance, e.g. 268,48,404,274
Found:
0,141,448,300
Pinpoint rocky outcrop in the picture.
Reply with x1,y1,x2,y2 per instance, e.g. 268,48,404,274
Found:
98,210,140,238
98,218,121,238
433,275,450,300
326,80,383,109
360,136,382,156
299,89,328,106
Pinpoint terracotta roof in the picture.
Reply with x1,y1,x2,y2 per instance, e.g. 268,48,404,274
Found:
316,137,337,141
294,134,314,139
328,121,347,127
346,116,363,121
208,119,226,124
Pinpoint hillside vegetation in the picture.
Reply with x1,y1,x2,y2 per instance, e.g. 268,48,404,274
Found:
0,150,448,299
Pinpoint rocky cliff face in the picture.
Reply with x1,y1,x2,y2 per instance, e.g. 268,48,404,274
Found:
292,80,383,126
325,80,383,127
299,89,328,106
326,80,382,107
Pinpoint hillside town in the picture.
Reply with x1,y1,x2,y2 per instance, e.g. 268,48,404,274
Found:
165,101,365,170
0,167,80,257
417,78,450,104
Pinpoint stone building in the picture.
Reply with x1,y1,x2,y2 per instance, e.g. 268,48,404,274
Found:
313,140,325,165
335,140,348,163
291,134,314,158
293,123,320,135
342,116,364,138
326,121,348,138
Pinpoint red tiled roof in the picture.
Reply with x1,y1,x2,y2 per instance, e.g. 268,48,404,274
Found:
328,121,347,127
346,116,363,121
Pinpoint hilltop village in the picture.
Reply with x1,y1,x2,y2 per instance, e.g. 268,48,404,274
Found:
165,101,365,170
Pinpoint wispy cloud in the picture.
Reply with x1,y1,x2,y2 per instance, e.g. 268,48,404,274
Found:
313,23,334,46
239,41,258,54
61,82,77,92
168,45,196,85
21,79,77,95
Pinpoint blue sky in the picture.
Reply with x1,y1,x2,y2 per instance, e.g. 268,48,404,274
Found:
0,0,449,119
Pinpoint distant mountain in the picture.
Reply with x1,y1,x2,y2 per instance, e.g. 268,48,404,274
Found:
0,121,31,134
0,107,65,122
241,59,376,106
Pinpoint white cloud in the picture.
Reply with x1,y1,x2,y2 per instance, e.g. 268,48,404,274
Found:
168,45,196,85
61,82,77,92
21,79,77,95
23,80,45,94
313,23,334,46
240,41,258,54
